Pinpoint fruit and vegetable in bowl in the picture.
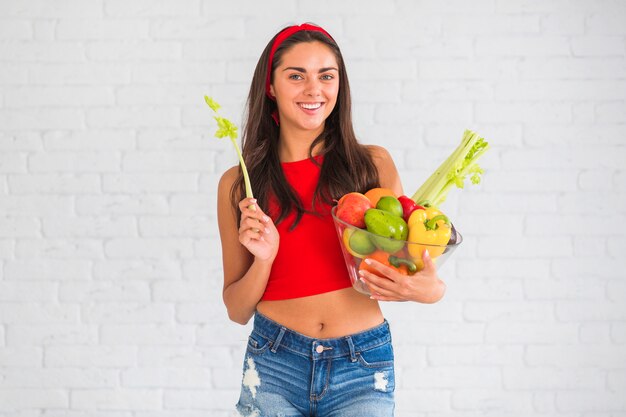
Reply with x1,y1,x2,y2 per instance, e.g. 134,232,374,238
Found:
332,129,490,295
332,191,462,295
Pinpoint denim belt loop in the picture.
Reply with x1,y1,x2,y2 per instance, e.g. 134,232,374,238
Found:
271,326,287,353
345,336,357,362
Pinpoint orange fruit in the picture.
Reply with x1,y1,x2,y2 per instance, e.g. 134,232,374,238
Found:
364,187,397,207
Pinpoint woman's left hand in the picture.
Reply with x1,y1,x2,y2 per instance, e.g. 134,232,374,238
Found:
359,250,446,303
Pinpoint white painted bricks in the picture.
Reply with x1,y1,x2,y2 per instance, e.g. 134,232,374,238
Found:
1,0,625,416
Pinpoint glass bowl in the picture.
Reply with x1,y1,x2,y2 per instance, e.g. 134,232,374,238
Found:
331,206,463,296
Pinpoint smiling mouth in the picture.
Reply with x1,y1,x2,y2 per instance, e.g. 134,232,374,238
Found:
299,102,323,110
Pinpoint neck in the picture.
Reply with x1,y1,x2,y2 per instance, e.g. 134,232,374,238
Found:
278,126,325,163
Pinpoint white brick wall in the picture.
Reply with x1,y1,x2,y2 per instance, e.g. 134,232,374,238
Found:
0,0,624,415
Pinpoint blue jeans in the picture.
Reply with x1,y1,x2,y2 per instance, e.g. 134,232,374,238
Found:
236,311,395,417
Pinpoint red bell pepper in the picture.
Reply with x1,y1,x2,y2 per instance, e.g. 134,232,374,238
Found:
398,195,424,222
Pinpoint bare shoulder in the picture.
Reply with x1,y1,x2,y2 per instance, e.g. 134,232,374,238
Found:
365,144,392,163
218,165,239,192
364,145,404,195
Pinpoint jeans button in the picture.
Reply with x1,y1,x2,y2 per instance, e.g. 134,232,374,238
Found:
315,345,324,353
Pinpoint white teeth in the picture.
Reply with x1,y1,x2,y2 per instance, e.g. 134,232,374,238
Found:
299,103,322,110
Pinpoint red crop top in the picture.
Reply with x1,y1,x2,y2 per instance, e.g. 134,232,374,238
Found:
262,154,352,301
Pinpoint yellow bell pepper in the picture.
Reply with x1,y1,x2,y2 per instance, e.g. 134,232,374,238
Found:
407,207,452,262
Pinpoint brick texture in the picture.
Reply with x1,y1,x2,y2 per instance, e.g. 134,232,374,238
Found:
0,0,625,415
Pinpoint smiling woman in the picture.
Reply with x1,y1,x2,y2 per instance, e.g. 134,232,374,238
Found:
216,22,445,417
268,42,339,146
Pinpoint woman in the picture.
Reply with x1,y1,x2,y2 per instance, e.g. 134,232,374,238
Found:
217,23,446,416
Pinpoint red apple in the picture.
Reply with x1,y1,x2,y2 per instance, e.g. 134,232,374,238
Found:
335,192,372,228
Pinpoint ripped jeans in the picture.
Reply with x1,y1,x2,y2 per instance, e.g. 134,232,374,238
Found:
235,311,395,417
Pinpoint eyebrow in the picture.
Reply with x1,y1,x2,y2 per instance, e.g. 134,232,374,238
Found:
282,66,338,73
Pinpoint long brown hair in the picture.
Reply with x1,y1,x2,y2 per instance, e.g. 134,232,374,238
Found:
231,25,380,229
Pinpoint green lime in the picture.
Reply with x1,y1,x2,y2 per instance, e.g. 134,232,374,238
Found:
348,229,376,255
376,196,403,218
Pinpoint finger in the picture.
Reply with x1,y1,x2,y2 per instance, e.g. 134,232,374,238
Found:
364,278,406,302
239,228,265,246
239,217,269,234
420,249,437,273
363,278,394,299
239,225,263,240
238,199,260,220
359,271,396,298
239,228,267,246
371,295,402,302
238,197,257,212
238,200,272,237
359,269,396,292
362,258,399,282
240,201,271,224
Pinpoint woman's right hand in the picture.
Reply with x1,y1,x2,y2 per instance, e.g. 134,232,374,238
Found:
238,197,279,262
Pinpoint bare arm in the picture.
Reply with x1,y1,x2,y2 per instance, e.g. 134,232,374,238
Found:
217,167,280,324
364,145,446,303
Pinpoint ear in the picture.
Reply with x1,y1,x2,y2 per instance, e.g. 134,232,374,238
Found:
269,84,275,98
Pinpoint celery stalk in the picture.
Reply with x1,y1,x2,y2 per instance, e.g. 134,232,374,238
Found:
204,95,254,200
411,129,489,208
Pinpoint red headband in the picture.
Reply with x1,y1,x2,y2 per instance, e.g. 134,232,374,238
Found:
265,23,335,100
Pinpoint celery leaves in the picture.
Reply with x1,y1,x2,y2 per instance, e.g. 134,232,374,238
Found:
205,95,253,200
411,129,489,207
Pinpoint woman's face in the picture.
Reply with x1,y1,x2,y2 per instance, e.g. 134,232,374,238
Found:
269,41,340,136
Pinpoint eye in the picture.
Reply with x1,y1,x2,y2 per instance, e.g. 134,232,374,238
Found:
288,74,303,80
320,74,335,81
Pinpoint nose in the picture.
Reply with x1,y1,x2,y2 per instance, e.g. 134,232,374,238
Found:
304,77,322,97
